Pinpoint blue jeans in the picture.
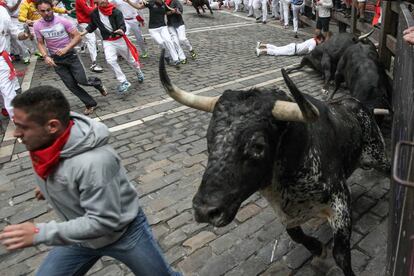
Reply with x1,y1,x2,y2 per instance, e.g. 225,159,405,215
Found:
36,208,181,276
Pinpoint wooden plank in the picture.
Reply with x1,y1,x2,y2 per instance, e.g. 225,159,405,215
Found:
351,4,357,34
333,12,352,25
299,15,316,28
391,0,400,13
386,33,397,55
332,12,381,40
378,1,393,69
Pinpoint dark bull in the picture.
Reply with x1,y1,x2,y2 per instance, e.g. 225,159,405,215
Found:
159,50,390,276
191,0,213,16
287,29,375,93
330,40,392,110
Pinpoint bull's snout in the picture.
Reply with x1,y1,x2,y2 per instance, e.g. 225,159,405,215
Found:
192,195,224,226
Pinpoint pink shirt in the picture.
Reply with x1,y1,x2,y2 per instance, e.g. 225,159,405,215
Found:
34,16,76,55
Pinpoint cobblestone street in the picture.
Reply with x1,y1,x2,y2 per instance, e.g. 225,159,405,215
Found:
0,6,389,276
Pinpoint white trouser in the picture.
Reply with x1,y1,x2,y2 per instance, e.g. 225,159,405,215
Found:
125,18,147,54
291,2,304,32
248,0,255,15
103,38,140,83
148,26,179,62
210,2,220,9
266,43,295,56
280,0,289,26
168,25,192,61
10,18,31,59
271,0,280,17
0,57,19,118
253,0,268,21
12,18,36,55
79,23,98,62
234,0,240,11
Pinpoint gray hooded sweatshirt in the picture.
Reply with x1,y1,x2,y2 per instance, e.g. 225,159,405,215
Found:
33,112,140,249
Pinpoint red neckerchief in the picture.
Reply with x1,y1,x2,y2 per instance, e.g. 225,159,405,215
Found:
0,2,7,7
30,120,74,180
98,3,115,16
165,0,172,6
106,35,140,66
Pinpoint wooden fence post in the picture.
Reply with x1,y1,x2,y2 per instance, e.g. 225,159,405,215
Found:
350,0,358,34
379,1,394,71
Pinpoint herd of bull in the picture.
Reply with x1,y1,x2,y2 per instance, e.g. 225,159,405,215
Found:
158,29,392,276
289,29,392,111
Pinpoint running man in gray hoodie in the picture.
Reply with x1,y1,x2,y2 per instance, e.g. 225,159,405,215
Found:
0,86,180,276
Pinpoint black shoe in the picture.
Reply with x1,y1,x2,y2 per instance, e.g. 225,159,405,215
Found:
84,105,97,115
96,84,108,96
164,57,171,65
255,15,262,21
294,32,298,38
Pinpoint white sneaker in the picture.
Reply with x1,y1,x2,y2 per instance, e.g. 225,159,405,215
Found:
90,63,103,73
256,48,261,57
118,81,131,94
256,41,261,49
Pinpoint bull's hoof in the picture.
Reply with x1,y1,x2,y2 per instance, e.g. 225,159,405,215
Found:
311,245,328,266
320,245,328,259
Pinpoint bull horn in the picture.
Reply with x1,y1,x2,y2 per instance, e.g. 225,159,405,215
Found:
274,69,320,123
159,49,219,112
373,108,390,115
357,28,375,41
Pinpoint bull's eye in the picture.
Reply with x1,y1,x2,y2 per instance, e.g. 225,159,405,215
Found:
243,133,267,160
248,143,265,160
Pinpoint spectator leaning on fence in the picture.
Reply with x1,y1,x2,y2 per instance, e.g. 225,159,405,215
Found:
315,0,333,36
0,86,182,276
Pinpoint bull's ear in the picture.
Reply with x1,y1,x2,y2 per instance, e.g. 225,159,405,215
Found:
281,69,320,122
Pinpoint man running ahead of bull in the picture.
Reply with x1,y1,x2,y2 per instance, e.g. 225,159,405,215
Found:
0,86,181,276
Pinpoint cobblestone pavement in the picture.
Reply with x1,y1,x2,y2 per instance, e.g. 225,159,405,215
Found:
0,6,389,276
